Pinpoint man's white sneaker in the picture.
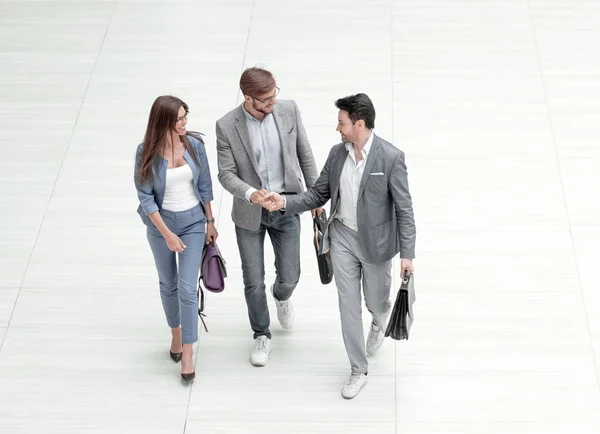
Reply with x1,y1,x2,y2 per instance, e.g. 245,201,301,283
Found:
271,285,295,330
250,336,272,367
366,323,385,356
341,373,368,399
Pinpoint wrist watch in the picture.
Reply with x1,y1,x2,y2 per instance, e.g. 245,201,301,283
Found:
206,218,215,224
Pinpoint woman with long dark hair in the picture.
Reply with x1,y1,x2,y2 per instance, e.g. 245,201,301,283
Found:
134,95,218,382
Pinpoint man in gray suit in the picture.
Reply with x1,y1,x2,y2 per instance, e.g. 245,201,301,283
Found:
264,93,416,399
216,67,320,367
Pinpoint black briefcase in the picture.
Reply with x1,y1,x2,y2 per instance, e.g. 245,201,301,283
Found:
313,210,334,285
385,271,415,340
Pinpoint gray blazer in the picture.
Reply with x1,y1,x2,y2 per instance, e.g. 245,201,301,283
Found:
284,134,416,263
216,100,319,231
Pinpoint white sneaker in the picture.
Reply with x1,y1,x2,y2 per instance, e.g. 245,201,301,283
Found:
250,336,272,367
366,323,385,356
341,373,368,399
271,285,295,330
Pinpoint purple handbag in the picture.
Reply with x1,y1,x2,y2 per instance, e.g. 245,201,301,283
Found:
199,241,227,293
197,241,227,332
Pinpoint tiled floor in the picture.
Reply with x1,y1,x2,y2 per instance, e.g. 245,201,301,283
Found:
1,0,600,432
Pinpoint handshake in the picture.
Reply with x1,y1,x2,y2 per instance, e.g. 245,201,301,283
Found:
250,189,323,218
250,189,285,212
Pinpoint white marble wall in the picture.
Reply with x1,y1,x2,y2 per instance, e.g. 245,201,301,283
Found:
1,0,599,432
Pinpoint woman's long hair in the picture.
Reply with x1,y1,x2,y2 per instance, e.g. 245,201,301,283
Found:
136,95,199,184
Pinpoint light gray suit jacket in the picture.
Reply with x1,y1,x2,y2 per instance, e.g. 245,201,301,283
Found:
284,134,416,263
216,100,319,231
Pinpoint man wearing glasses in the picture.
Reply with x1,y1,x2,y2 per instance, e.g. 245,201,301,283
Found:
216,67,320,366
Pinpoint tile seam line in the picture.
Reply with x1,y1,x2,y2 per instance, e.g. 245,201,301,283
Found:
182,1,258,432
389,1,398,433
210,0,259,246
0,0,119,352
526,0,600,393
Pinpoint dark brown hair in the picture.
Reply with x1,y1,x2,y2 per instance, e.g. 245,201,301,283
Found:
136,95,199,184
239,67,276,97
335,93,376,129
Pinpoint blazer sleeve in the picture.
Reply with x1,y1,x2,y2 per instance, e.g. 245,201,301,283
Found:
134,144,159,216
285,148,333,214
216,120,254,199
293,101,319,188
389,151,416,259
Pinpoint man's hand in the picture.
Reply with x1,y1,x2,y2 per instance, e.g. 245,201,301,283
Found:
250,189,269,206
311,207,324,219
263,192,285,212
400,258,414,278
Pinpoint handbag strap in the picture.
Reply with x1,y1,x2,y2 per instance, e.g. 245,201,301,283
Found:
197,283,208,333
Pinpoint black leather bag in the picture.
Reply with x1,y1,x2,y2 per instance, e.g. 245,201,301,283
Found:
313,210,334,285
385,271,415,340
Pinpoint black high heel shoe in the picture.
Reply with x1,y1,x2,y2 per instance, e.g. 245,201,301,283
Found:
170,351,182,363
181,371,195,382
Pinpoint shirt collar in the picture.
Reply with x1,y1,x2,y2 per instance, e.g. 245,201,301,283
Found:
345,131,374,155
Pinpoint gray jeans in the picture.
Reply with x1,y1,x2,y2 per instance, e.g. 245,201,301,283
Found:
235,208,301,339
329,219,392,375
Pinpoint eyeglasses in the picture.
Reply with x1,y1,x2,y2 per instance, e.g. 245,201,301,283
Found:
177,113,189,123
252,86,280,104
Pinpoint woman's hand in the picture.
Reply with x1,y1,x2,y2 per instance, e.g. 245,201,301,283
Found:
165,231,186,252
206,223,218,244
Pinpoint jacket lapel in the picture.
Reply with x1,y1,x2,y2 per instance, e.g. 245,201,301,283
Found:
272,105,292,166
330,144,349,210
234,105,261,177
358,135,380,199
183,149,198,179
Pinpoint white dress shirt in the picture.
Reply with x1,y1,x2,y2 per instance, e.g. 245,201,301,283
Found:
242,106,285,202
335,133,374,231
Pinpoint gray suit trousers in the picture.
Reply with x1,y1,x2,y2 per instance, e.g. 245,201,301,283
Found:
329,219,392,375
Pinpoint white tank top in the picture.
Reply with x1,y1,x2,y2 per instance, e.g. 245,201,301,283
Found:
162,164,200,212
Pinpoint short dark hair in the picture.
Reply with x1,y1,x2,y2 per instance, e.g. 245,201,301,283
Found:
334,93,375,129
240,67,276,97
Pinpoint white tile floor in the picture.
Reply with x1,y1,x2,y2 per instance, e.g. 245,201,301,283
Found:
1,0,599,432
